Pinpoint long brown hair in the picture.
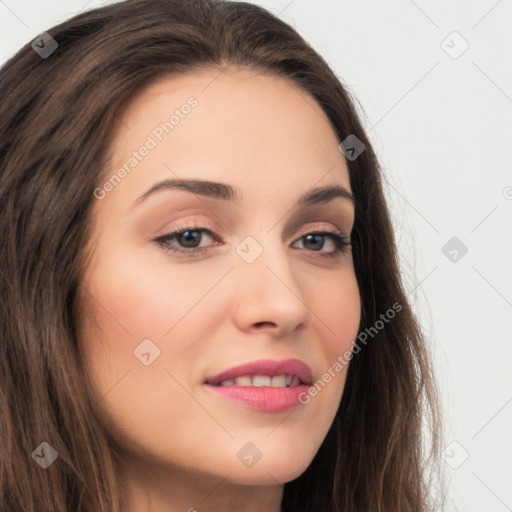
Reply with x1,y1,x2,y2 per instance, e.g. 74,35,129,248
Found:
0,0,443,510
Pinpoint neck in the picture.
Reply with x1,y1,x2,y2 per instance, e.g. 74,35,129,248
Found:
118,453,284,512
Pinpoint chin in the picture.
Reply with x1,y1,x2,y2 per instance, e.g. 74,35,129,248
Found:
223,446,315,486
228,464,310,486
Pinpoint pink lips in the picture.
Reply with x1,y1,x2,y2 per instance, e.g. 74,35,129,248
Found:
203,358,313,413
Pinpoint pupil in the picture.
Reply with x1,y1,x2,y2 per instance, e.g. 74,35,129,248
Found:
304,234,323,251
180,230,200,247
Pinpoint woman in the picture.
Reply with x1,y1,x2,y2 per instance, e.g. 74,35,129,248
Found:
0,0,443,510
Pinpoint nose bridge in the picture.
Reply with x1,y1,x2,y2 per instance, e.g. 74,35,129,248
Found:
231,226,310,332
237,226,296,291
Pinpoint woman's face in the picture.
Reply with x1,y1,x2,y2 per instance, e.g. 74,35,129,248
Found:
78,67,361,489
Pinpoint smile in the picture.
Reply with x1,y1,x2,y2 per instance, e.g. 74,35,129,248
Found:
216,374,302,387
203,358,313,412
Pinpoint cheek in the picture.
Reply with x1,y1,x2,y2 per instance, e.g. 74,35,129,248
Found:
77,248,212,454
77,247,198,401
84,244,221,342
78,243,233,402
307,267,361,408
316,266,361,356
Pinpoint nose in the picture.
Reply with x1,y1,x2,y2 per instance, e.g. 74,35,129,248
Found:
231,236,311,337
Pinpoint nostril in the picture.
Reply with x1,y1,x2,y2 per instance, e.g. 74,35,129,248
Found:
254,321,277,328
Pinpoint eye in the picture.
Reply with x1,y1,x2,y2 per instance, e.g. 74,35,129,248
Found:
154,220,219,256
154,221,351,258
292,227,351,258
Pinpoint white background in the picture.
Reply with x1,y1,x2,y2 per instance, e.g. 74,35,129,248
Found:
1,1,511,510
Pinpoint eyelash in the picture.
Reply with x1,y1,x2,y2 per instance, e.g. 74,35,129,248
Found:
154,220,352,259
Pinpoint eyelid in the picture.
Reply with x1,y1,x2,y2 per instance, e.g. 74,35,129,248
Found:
156,218,218,237
294,222,349,239
156,220,348,244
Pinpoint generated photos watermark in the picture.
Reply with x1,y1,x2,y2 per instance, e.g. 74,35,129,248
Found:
93,96,198,200
298,301,402,404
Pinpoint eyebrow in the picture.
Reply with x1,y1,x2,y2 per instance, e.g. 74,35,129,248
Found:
130,178,355,209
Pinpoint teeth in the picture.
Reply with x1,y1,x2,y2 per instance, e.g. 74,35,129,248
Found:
252,375,271,387
270,375,287,387
234,376,252,386
216,374,302,387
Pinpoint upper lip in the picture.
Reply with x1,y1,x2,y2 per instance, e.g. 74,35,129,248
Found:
204,358,313,385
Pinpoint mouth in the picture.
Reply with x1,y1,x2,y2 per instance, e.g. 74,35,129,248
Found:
211,374,305,387
203,357,313,386
203,358,313,412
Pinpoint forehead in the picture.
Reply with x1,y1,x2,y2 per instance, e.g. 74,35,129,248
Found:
101,66,350,211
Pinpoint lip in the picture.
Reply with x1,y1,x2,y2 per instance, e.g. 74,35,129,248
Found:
203,358,313,386
205,385,311,412
203,358,313,413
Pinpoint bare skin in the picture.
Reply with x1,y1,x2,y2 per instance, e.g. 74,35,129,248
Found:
77,66,361,512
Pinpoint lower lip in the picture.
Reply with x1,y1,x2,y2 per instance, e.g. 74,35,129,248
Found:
204,384,310,412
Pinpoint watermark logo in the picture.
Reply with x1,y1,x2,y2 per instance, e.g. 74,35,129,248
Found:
32,441,59,469
442,236,468,263
134,338,161,366
441,31,469,60
236,236,263,264
237,442,262,468
31,32,58,59
338,134,365,161
441,441,469,469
